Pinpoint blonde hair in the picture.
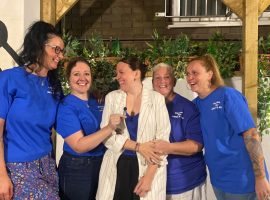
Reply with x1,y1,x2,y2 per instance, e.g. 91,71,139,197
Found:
188,54,225,87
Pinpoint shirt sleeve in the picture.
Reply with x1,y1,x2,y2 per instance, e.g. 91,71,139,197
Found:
0,70,14,120
224,88,256,135
56,104,82,138
185,106,204,145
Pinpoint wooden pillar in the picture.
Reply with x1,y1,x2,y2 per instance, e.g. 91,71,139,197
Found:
242,0,259,121
40,0,56,25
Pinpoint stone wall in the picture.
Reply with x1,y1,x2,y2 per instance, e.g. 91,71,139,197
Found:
60,0,270,49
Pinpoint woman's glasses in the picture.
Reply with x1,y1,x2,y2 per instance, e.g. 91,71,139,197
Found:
45,44,65,55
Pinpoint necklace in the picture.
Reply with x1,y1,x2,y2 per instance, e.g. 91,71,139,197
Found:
129,90,142,117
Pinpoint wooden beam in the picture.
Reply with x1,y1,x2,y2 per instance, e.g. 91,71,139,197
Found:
222,0,244,19
258,0,270,15
242,0,259,121
56,0,79,24
40,0,56,25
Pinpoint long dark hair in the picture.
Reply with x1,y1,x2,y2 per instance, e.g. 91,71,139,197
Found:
19,21,63,99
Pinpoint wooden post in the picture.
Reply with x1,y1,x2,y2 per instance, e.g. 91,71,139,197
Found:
40,0,56,25
222,0,270,121
242,0,259,121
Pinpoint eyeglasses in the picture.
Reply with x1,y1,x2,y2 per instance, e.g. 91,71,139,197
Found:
45,44,65,55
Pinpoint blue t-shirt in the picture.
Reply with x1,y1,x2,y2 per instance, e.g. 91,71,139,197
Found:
166,93,206,194
56,94,104,156
0,67,59,162
88,94,104,122
194,86,268,194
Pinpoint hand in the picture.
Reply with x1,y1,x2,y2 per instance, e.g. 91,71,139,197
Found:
0,174,13,200
139,141,162,164
255,178,270,200
134,175,152,197
108,114,125,130
153,139,170,155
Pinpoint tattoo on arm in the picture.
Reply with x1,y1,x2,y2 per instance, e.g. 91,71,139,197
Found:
243,129,265,179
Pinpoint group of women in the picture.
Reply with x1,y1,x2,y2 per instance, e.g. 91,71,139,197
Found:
0,20,270,200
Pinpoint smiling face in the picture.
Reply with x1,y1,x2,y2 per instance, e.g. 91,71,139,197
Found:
116,61,139,92
69,61,92,99
153,67,175,100
42,35,65,72
186,60,213,98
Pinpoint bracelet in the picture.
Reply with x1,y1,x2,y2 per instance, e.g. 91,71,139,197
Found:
135,142,140,152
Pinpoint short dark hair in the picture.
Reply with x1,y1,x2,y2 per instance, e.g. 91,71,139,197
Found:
120,57,147,81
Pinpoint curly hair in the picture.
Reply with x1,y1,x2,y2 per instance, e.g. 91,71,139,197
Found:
19,21,63,99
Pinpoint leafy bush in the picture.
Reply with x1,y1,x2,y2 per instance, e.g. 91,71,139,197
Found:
258,55,270,135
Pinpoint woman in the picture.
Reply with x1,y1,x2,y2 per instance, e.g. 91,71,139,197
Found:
96,57,171,200
0,21,64,199
152,63,207,200
55,57,122,200
186,54,270,200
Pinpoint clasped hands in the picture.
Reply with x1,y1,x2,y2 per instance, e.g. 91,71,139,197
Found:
138,139,169,165
107,114,126,131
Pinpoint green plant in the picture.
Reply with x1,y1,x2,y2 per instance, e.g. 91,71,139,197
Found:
258,55,270,135
145,30,192,78
90,60,119,97
206,32,241,79
259,35,270,54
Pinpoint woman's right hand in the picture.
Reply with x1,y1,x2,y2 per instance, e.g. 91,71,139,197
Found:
108,114,125,130
138,141,162,164
0,174,13,200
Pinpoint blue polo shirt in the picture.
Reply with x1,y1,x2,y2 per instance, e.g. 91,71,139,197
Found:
166,94,206,194
194,86,268,194
0,67,59,162
56,94,104,156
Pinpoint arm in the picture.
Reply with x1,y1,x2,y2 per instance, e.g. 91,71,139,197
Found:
123,140,162,164
134,164,158,197
154,139,203,156
243,128,270,200
64,114,123,154
0,119,13,200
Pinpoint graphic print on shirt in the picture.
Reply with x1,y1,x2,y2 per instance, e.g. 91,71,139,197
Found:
211,101,222,111
171,111,184,119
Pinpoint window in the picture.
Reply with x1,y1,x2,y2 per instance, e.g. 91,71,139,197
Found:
155,0,270,28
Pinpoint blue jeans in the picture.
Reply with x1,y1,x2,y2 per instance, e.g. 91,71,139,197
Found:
58,152,102,200
213,186,257,200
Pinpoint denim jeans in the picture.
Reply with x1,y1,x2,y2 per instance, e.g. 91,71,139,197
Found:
213,186,257,200
58,152,102,200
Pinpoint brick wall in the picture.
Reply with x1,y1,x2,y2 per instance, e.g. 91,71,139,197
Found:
60,0,270,49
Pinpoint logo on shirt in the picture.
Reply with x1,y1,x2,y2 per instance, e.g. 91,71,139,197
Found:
211,101,222,110
47,86,55,94
171,111,184,119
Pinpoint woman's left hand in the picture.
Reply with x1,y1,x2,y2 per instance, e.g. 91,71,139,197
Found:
133,175,153,197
